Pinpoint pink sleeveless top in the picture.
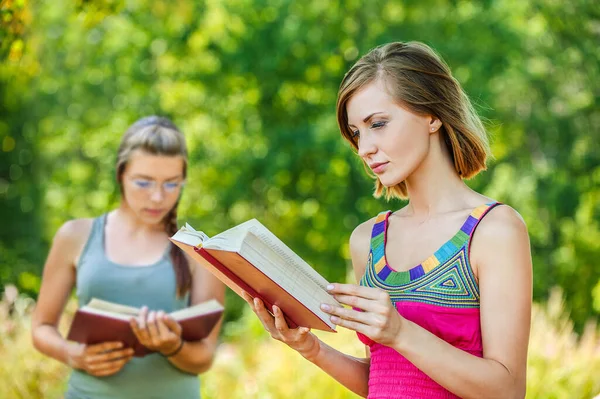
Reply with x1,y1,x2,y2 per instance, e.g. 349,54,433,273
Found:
357,202,501,398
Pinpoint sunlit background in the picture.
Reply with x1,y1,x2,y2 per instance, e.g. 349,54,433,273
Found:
1,0,599,398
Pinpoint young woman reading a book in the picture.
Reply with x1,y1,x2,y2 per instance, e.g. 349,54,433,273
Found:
32,116,225,398
243,42,532,398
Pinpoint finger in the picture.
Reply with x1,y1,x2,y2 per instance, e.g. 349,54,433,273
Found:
329,295,386,313
136,308,152,343
155,312,173,338
253,297,277,333
137,306,149,330
327,283,384,300
86,341,123,355
161,314,182,336
321,303,372,324
147,311,161,346
89,357,131,376
87,354,131,371
87,348,135,364
130,317,150,344
130,317,141,336
328,315,371,335
299,327,311,335
241,291,254,305
292,327,312,344
272,306,290,333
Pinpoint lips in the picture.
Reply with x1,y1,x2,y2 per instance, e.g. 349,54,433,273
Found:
369,162,389,174
144,209,165,216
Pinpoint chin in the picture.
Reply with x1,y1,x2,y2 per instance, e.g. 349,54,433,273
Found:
138,212,166,225
378,173,408,188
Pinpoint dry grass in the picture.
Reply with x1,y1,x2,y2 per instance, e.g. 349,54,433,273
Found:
1,286,598,399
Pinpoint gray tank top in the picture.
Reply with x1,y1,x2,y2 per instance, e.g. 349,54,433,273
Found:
66,214,200,399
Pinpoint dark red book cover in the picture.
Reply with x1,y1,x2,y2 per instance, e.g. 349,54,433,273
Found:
66,307,223,357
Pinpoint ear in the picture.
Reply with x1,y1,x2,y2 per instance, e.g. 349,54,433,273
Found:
428,117,442,133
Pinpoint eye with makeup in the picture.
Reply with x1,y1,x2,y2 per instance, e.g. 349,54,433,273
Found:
132,179,152,189
371,120,388,129
129,178,185,193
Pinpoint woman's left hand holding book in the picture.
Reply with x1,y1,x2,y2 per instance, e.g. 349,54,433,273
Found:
241,292,321,361
130,307,184,357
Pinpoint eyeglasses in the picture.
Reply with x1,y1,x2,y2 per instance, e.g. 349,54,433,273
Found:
128,178,186,194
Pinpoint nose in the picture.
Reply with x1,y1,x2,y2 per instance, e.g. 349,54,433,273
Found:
150,187,164,203
357,132,377,159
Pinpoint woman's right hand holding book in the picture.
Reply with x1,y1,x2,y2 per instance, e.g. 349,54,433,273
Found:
241,292,321,361
66,341,134,377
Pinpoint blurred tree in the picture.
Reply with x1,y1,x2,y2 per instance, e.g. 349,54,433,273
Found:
1,0,598,328
0,0,45,294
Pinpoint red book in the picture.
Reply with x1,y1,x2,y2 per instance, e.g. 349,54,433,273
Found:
66,298,224,357
170,219,339,332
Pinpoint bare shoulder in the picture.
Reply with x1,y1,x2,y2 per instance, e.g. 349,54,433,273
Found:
471,204,531,272
55,218,94,245
349,216,378,280
44,219,93,273
474,204,529,241
53,218,95,263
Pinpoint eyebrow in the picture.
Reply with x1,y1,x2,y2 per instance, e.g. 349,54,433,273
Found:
348,112,385,127
131,174,183,181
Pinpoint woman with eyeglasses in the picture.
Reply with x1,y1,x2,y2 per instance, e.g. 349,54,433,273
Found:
32,116,225,399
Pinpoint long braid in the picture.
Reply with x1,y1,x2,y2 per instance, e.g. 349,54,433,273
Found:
165,204,192,298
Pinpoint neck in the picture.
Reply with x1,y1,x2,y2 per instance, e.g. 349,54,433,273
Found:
404,134,473,217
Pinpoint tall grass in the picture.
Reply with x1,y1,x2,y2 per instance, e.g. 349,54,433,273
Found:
1,285,598,398
526,288,600,398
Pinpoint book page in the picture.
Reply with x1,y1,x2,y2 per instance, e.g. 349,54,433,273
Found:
79,306,135,321
171,223,210,247
245,222,332,290
169,299,224,321
202,219,258,252
241,235,339,329
86,298,140,316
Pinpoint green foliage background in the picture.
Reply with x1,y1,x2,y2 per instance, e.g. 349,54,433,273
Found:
1,0,599,397
1,0,599,333
0,0,600,327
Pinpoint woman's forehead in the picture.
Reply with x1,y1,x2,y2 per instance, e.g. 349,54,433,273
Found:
125,150,185,178
347,82,395,124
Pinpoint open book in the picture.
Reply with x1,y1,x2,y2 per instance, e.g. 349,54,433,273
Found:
170,219,340,332
66,298,224,357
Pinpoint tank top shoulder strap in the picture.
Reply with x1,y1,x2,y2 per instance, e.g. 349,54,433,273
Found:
367,211,392,275
462,201,503,240
76,214,106,269
463,201,503,257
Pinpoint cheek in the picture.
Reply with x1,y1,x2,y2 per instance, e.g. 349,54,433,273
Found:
164,194,180,209
122,189,146,208
389,125,430,161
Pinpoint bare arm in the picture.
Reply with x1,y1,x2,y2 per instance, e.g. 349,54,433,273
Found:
325,206,532,399
31,220,84,363
242,217,377,397
31,219,134,376
164,259,226,374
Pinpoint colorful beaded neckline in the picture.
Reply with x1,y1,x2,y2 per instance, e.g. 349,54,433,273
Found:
370,202,499,285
